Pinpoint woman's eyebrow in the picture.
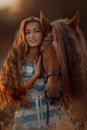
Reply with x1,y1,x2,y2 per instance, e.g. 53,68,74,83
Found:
25,26,40,32
33,27,40,30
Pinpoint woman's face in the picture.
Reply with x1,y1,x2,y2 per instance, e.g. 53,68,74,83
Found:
25,22,43,47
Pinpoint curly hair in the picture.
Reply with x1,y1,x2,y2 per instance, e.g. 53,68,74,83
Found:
0,17,41,108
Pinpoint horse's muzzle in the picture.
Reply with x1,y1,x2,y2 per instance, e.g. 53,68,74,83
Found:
45,90,63,105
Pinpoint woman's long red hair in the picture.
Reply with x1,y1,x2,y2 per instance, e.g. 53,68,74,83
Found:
0,17,40,108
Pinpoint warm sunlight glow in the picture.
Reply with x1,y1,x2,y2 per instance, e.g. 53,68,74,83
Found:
0,0,21,12
0,0,18,7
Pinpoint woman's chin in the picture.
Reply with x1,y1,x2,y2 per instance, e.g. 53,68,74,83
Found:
29,44,41,47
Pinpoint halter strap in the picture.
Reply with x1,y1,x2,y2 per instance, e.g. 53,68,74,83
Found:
45,70,61,83
44,37,54,42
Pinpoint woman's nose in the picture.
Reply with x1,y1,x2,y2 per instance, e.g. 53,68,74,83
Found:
29,32,34,37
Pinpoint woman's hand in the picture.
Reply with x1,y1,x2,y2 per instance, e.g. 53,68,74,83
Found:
23,56,42,90
34,56,41,78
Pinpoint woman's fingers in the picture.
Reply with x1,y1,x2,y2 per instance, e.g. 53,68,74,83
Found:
33,55,42,77
34,55,41,66
37,55,41,66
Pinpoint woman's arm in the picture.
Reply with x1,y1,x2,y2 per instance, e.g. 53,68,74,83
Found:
23,56,41,90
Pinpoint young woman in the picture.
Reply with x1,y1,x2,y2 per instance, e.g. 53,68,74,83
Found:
0,17,58,130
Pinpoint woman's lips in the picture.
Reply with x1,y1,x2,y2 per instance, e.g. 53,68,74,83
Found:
30,39,36,43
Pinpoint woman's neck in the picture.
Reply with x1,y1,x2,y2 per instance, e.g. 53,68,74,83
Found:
24,46,40,62
29,46,40,55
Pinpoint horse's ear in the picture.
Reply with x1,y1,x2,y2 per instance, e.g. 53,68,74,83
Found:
40,11,52,35
69,10,80,30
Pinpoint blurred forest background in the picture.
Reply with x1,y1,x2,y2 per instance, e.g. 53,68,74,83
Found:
0,0,87,129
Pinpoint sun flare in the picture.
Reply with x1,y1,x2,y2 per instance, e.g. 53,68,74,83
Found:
0,0,21,11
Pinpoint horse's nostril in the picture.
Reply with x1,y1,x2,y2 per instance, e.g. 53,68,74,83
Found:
45,90,51,99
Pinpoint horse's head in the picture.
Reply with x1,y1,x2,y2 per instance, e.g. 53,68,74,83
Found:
40,12,63,104
40,11,86,105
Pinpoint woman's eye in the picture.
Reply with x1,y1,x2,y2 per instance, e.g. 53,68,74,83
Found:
25,31,30,34
34,29,41,32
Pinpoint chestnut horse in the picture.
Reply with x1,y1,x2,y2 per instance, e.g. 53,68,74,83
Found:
40,11,87,129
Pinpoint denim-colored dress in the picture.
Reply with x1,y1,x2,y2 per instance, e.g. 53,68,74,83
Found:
13,62,58,130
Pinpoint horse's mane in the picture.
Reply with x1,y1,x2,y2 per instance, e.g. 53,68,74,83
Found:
52,19,87,101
